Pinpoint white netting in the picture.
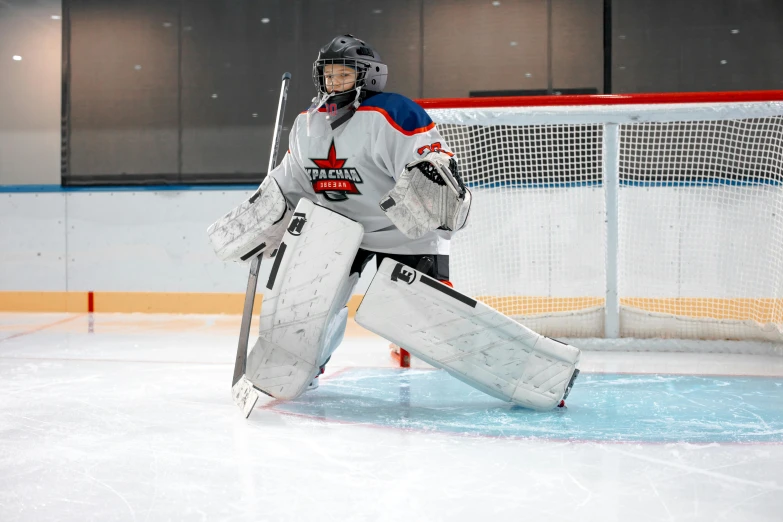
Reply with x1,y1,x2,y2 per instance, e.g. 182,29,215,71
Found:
428,101,783,343
618,119,783,340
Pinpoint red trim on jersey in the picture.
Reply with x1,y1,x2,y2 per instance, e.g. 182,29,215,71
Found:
356,106,436,136
299,107,328,115
418,142,454,157
414,90,783,110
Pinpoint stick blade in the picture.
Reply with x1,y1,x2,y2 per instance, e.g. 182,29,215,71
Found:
232,376,260,418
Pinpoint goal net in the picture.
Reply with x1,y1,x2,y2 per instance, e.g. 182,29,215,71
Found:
422,91,783,345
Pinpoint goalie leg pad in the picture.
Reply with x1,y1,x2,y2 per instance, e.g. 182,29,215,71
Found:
355,258,581,411
245,199,363,400
207,176,291,262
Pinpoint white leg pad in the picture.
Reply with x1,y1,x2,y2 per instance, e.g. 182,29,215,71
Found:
355,259,581,411
245,199,363,400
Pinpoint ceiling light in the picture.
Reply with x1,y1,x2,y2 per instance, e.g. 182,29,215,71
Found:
12,55,22,61
261,18,270,23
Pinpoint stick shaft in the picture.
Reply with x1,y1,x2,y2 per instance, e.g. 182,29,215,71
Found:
267,73,291,175
232,255,262,386
232,72,292,389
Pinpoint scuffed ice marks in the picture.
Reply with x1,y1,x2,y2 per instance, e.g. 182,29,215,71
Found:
270,369,783,443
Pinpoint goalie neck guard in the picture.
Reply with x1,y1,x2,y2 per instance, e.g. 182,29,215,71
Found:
309,34,388,133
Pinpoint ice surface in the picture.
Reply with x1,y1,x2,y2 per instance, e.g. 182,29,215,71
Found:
273,369,783,443
1,313,782,522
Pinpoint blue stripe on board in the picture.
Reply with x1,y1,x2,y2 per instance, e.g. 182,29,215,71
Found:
5,176,780,193
271,368,783,443
466,177,783,189
466,180,602,189
0,184,258,193
621,177,782,188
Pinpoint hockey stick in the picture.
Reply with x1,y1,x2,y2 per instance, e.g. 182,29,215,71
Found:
231,72,291,418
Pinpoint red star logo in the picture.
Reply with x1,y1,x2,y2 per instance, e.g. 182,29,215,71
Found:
312,140,347,169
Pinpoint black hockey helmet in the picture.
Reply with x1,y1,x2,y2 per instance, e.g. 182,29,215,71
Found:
312,34,388,98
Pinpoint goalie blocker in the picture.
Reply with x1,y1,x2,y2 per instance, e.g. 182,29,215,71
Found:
356,259,581,410
207,176,292,263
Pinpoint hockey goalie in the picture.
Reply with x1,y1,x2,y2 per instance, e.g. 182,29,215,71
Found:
207,34,581,414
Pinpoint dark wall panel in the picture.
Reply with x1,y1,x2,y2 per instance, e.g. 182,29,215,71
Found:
180,0,296,178
552,0,603,93
613,0,783,93
423,0,549,98
64,0,783,185
68,0,179,179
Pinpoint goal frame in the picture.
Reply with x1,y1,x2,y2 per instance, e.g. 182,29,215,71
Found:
418,90,783,342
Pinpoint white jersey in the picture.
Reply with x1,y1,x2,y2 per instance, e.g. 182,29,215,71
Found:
269,92,455,255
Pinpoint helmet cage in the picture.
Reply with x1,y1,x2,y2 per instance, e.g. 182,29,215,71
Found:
312,58,370,95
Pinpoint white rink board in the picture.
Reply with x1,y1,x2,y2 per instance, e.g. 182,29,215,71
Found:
2,185,782,299
451,185,605,297
0,189,378,294
64,190,253,292
621,185,783,298
0,192,67,291
451,184,783,299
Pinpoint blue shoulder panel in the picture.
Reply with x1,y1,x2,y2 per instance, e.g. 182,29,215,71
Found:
360,93,433,132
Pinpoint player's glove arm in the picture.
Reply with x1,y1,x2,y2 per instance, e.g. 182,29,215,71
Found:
207,175,292,262
379,151,472,239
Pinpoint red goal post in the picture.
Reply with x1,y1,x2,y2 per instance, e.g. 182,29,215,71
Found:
417,90,783,110
416,90,783,350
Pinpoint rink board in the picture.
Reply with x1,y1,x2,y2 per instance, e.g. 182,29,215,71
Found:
270,369,783,443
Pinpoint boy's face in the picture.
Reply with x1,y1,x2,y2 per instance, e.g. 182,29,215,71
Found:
323,64,357,93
